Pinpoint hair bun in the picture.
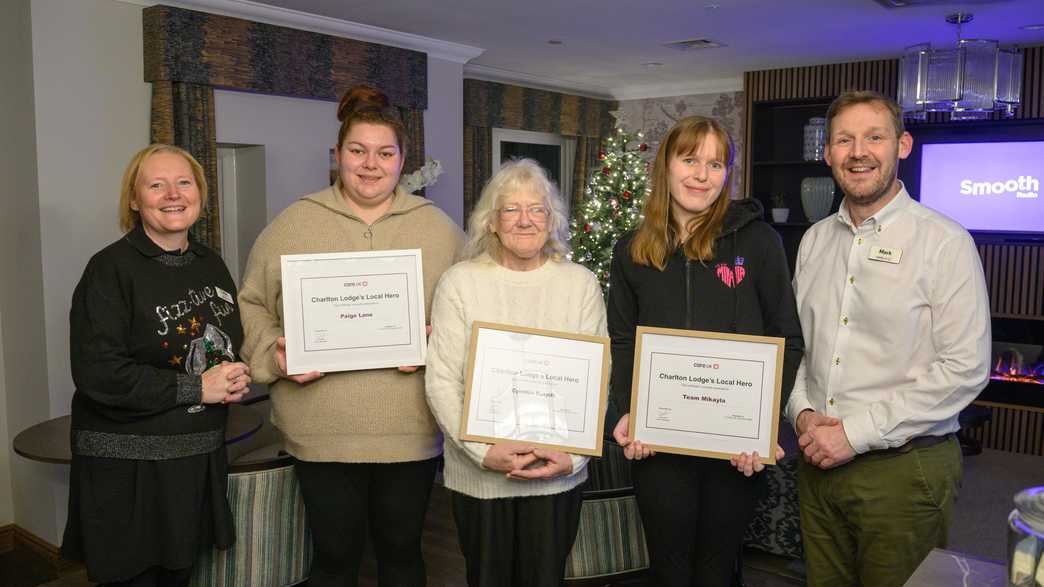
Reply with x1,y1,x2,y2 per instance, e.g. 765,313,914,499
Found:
337,85,390,122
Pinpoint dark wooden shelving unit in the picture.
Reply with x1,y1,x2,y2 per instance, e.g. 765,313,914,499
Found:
749,98,843,272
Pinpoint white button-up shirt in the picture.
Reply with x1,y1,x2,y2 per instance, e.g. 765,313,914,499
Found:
784,183,990,454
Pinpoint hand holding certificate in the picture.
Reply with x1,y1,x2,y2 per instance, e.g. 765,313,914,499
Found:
280,249,426,375
627,326,784,464
460,322,610,457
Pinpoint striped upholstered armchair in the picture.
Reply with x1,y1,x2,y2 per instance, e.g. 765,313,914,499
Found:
191,396,313,587
564,407,650,584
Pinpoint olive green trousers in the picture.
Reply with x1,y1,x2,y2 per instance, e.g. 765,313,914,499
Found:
798,436,962,587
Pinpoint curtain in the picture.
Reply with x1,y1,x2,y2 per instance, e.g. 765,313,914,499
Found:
462,126,493,225
571,136,603,220
151,81,221,251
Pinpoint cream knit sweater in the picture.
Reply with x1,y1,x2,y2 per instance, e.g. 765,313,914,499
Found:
425,256,608,499
239,186,462,463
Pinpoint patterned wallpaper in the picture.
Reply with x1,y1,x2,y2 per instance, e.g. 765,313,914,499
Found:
613,91,746,199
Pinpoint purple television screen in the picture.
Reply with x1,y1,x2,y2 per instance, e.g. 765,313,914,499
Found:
919,141,1044,233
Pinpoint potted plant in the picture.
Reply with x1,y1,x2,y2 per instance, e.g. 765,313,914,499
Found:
771,193,790,223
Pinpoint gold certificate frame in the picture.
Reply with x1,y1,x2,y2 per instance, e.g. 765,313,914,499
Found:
628,326,784,463
460,321,610,457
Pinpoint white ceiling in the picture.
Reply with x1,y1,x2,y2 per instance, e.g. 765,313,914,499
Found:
195,0,1044,99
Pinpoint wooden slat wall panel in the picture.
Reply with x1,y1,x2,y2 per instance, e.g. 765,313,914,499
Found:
978,244,1044,319
970,402,1044,457
744,59,898,102
743,59,898,194
743,46,1044,202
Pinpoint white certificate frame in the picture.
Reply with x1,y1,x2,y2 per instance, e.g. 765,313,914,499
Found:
280,249,425,374
628,326,783,464
460,321,610,457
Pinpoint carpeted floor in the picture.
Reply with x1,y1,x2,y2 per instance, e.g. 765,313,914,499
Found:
948,447,1044,562
11,447,1043,586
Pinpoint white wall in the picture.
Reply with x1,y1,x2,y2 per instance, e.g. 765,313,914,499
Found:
214,90,338,220
215,72,467,230
1,0,48,532
0,308,11,526
22,0,152,543
424,57,465,226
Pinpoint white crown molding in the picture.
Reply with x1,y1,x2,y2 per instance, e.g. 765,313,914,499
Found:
464,64,614,100
121,0,484,63
609,77,744,101
464,65,744,102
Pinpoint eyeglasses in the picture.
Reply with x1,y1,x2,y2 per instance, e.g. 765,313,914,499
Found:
498,204,549,223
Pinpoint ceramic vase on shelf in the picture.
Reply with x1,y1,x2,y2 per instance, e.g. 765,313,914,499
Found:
800,177,835,223
803,117,827,161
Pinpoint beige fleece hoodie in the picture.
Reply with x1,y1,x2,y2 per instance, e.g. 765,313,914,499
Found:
239,185,462,462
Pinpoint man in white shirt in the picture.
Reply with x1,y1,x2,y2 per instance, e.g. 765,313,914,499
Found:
784,90,991,587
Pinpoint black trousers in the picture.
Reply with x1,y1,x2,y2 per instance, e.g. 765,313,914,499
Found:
292,457,439,587
632,453,764,586
451,486,584,587
99,566,192,587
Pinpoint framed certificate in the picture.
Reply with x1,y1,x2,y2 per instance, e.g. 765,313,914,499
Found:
628,326,784,463
280,249,426,374
460,322,610,457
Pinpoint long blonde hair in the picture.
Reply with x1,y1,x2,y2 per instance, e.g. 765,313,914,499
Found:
630,116,736,270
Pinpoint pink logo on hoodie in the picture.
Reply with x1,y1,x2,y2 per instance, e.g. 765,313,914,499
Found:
715,256,746,288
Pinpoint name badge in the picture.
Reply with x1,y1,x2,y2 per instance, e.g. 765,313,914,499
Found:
216,286,235,304
868,246,902,264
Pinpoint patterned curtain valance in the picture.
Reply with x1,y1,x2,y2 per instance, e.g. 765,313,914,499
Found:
143,5,427,109
464,79,615,137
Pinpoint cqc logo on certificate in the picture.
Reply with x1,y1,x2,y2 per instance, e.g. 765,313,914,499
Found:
629,326,784,463
280,250,425,374
461,322,610,456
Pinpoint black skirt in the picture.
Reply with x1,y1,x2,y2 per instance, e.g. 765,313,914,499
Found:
61,446,234,583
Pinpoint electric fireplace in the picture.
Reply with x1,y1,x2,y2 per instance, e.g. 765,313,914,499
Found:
983,318,1044,409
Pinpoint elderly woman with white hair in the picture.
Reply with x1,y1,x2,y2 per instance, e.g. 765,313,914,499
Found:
425,158,607,586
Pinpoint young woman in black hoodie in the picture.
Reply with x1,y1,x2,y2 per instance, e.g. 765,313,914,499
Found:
608,116,803,585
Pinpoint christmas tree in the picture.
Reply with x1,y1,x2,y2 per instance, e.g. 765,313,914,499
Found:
569,127,650,294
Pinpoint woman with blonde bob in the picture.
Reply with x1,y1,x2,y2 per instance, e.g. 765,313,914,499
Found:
425,158,607,586
63,144,250,586
608,117,803,585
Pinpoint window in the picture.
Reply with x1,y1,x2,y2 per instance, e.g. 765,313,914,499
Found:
492,128,576,209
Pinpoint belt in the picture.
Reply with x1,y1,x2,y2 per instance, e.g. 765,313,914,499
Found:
873,433,955,456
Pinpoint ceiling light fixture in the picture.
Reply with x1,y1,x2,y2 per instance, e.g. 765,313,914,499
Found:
898,12,1022,120
1020,24,1044,31
661,38,724,51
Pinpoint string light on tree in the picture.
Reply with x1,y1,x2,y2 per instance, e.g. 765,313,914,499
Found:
569,127,650,295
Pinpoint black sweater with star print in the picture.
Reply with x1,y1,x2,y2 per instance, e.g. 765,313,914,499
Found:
68,224,244,460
